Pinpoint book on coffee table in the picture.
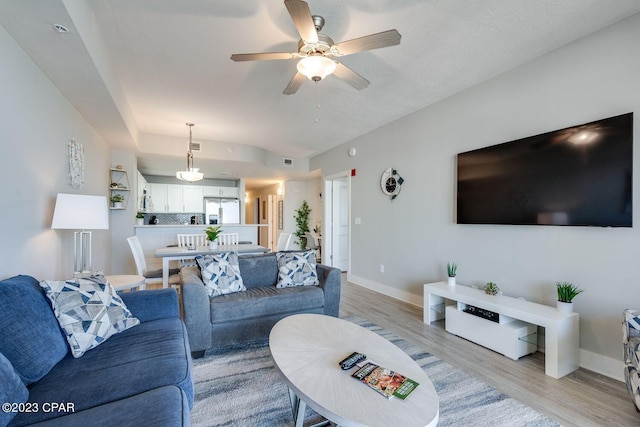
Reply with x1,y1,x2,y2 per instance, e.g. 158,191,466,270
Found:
351,361,419,400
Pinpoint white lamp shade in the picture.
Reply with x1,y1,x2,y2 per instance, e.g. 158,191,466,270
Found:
51,193,109,230
176,169,204,183
297,56,336,81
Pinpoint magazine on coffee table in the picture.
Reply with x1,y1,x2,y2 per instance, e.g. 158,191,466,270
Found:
351,361,419,400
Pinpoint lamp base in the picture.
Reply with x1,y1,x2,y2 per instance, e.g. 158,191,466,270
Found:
74,230,93,277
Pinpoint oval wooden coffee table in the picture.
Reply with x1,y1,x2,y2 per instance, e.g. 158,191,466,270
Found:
269,314,439,427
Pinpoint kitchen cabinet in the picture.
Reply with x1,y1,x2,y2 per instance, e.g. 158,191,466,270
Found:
183,186,204,213
148,183,168,212
137,171,148,211
147,183,203,213
204,186,239,198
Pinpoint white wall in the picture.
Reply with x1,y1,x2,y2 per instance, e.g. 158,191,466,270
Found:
311,13,640,376
0,24,111,280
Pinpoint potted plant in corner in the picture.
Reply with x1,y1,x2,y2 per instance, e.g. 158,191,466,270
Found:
556,282,583,313
204,225,223,250
447,262,457,287
135,212,144,226
110,193,125,209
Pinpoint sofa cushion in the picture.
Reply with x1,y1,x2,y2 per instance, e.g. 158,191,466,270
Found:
276,250,319,288
210,285,325,323
0,275,68,385
238,253,279,289
10,317,193,426
20,386,190,427
39,274,140,358
0,352,28,426
196,252,246,297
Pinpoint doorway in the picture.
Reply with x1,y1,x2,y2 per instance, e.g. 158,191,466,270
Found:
323,173,350,272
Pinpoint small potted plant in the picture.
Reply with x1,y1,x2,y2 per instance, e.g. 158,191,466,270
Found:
135,212,144,225
204,225,223,249
110,193,125,208
484,282,500,296
556,282,583,313
447,262,457,287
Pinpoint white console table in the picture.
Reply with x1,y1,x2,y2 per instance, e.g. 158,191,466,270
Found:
423,282,579,379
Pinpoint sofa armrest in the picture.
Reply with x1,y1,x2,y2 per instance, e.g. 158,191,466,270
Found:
316,264,341,317
180,266,212,352
119,288,179,322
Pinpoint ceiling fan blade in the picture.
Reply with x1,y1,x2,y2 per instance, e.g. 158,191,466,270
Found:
283,72,306,95
332,29,401,56
332,62,370,91
231,52,296,62
284,0,318,43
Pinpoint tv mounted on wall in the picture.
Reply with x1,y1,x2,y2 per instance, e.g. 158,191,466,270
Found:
456,112,633,227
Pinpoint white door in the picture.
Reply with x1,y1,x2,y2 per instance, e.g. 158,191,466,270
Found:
324,174,349,272
332,178,349,271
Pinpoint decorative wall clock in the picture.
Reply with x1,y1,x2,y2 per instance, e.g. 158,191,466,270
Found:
68,139,84,189
380,167,404,200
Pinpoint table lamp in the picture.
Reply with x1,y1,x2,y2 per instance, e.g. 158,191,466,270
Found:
51,193,109,277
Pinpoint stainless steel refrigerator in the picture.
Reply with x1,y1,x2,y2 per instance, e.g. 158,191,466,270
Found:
204,197,240,224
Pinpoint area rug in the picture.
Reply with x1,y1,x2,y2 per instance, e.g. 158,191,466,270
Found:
191,316,561,427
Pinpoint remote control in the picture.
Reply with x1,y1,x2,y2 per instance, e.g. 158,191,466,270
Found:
339,352,366,370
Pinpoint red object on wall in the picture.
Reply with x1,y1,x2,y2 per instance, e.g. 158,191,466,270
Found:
351,169,356,176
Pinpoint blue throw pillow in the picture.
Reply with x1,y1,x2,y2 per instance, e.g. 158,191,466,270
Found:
0,351,28,426
0,275,68,385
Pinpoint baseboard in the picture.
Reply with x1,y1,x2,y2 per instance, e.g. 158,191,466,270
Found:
347,274,423,307
347,274,625,383
580,348,624,382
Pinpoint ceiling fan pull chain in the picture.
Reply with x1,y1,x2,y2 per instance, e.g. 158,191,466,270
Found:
314,80,320,124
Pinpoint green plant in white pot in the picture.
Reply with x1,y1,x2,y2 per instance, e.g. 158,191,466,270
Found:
447,262,457,287
556,282,583,313
110,193,125,208
205,225,223,249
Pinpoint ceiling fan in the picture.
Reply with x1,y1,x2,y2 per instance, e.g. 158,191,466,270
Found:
230,0,401,95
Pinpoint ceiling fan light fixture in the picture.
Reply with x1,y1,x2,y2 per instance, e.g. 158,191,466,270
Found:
176,123,204,183
297,55,336,81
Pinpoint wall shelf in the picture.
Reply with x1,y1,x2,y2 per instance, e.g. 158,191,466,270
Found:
109,168,130,210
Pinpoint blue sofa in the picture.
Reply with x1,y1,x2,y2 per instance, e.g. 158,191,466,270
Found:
0,275,193,427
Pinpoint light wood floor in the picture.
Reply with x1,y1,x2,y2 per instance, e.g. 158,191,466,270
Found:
339,278,639,427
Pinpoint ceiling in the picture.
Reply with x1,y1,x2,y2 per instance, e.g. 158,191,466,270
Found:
2,0,640,190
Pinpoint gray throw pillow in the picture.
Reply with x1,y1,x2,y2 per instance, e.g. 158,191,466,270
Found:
196,252,246,297
39,274,140,358
276,250,319,288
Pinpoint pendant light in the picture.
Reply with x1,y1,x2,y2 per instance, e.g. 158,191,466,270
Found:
176,123,204,183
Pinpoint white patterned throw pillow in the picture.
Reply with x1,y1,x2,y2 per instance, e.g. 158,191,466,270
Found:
39,274,140,358
276,250,319,288
196,252,246,297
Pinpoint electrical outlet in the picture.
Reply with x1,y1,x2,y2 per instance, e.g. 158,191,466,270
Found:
379,264,384,273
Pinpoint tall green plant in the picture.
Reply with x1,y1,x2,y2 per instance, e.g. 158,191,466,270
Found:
294,200,311,249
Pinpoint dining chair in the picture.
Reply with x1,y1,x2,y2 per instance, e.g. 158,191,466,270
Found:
304,232,317,249
217,233,239,245
126,236,181,287
276,232,292,251
177,234,208,267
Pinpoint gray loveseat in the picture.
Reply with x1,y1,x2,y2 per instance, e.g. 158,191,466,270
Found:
0,275,193,427
181,252,341,358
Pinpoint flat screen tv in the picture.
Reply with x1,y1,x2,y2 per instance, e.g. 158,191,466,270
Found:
456,113,633,227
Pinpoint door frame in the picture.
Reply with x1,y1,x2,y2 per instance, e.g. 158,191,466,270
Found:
323,171,351,272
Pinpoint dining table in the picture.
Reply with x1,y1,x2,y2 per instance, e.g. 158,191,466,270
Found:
154,244,269,288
